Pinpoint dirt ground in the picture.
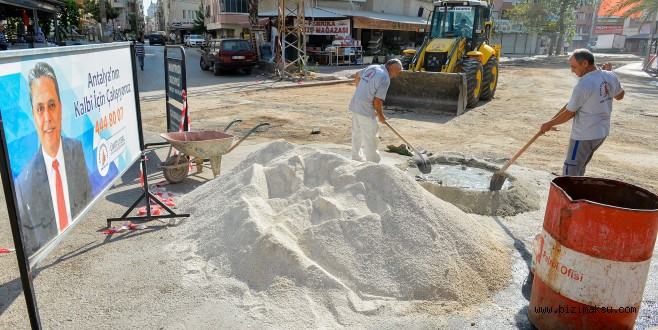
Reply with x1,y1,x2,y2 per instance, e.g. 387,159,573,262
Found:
2,54,657,329
142,55,658,193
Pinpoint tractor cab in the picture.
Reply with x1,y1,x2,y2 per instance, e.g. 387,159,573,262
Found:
429,1,491,50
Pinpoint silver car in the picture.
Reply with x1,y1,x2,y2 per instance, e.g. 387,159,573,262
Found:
185,34,206,47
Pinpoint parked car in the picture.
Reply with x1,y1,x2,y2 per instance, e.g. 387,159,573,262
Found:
149,33,166,46
185,34,206,47
200,38,257,75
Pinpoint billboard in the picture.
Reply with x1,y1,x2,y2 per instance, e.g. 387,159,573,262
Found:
0,44,142,266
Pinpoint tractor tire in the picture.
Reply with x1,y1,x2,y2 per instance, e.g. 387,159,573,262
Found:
480,57,499,101
162,156,189,184
460,58,483,108
200,58,209,71
213,63,222,76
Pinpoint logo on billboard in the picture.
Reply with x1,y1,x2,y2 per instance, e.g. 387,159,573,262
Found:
97,138,110,176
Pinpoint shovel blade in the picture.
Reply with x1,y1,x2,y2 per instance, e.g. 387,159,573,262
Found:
489,171,507,191
413,154,432,174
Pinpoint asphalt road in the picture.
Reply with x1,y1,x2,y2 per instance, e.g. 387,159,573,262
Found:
136,44,261,94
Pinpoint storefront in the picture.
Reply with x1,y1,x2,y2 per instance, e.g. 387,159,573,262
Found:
316,7,427,57
0,0,63,49
259,6,425,63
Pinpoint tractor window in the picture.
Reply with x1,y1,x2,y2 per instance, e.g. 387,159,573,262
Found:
430,6,476,39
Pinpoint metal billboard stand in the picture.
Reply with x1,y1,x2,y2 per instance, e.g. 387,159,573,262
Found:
0,117,42,329
106,44,190,226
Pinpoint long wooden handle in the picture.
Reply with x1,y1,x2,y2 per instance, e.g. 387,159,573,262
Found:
500,130,542,173
384,121,421,154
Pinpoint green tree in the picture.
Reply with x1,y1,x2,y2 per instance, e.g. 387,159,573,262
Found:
505,0,596,56
192,4,207,34
83,0,120,23
609,0,658,63
58,0,81,40
40,18,53,37
128,12,137,34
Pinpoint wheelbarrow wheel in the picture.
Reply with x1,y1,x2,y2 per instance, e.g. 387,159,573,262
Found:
162,155,190,184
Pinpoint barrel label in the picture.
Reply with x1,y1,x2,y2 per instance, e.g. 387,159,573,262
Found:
532,230,650,307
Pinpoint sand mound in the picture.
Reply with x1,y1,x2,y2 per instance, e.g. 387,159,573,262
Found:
177,140,510,321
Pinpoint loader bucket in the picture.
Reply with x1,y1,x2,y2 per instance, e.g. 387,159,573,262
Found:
384,71,468,116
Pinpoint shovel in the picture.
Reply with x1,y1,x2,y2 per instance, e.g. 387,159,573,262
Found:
489,130,542,191
384,121,432,174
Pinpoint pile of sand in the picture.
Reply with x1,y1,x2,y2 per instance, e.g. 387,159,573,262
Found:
176,140,510,325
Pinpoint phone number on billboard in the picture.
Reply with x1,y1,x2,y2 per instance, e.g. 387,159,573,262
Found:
95,106,125,134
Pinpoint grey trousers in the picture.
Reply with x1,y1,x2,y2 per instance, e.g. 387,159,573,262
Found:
562,137,606,176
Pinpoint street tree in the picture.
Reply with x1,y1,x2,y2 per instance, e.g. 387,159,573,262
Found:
192,4,207,34
83,0,120,23
610,0,658,63
58,0,81,40
505,0,596,56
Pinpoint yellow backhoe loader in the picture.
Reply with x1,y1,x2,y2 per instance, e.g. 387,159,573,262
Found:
384,0,501,116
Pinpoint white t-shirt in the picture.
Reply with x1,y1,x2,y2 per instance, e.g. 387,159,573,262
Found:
348,65,390,118
566,69,623,140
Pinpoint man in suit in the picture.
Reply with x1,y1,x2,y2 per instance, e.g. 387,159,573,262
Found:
14,62,93,256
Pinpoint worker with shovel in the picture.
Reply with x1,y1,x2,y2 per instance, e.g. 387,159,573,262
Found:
349,59,402,163
540,49,624,176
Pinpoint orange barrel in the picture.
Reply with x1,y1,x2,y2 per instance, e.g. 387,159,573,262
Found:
529,176,658,329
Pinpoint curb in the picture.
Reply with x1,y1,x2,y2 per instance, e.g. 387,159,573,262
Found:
255,78,351,91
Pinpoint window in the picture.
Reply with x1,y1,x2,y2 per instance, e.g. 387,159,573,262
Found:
222,40,251,51
220,0,248,13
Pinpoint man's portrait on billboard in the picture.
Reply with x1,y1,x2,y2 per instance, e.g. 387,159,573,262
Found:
13,62,93,256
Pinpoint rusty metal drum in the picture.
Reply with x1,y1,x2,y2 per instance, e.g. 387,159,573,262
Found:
529,176,658,329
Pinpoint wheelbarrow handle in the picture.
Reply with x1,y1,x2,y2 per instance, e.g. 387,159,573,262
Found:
228,122,271,153
223,118,243,132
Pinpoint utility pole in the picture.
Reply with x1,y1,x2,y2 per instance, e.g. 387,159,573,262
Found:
645,12,658,67
276,0,307,79
100,0,107,42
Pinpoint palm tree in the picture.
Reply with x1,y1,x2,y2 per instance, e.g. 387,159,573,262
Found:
609,0,658,63
611,0,658,24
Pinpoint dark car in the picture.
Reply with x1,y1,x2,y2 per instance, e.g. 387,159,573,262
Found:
149,33,166,46
200,38,257,75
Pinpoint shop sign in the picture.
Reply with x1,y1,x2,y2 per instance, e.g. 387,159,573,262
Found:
295,19,351,36
352,16,423,31
171,20,194,28
595,25,623,34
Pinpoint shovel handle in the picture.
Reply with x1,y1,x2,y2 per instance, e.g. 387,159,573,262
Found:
384,121,422,154
500,130,542,173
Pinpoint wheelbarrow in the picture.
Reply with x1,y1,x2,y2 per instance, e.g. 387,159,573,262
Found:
158,120,270,183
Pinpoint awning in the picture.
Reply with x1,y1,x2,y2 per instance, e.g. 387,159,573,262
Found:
258,7,346,18
0,0,64,13
316,7,427,31
258,7,426,31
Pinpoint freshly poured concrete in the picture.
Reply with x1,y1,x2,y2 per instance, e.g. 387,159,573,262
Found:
409,154,541,217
